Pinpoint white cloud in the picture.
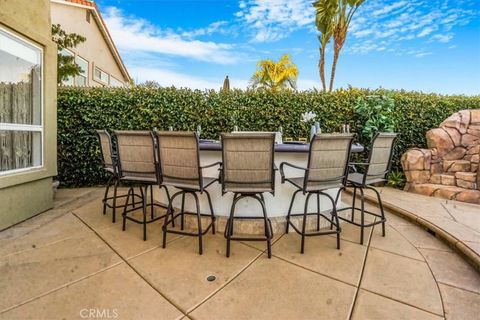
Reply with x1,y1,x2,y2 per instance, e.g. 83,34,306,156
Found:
372,1,408,16
431,34,454,43
353,29,374,38
415,52,433,58
236,0,314,42
103,7,238,64
130,63,320,91
130,66,249,90
418,26,436,37
181,21,229,38
348,0,477,54
297,79,320,90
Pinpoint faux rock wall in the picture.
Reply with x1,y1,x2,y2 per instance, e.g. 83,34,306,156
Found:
401,109,480,204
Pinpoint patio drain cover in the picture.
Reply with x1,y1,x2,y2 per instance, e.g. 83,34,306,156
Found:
207,275,216,282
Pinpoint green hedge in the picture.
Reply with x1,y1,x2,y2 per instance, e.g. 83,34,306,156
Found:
57,87,480,187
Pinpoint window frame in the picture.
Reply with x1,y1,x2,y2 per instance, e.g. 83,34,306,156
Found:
59,48,74,86
109,76,124,88
74,54,88,86
93,66,109,85
0,27,44,176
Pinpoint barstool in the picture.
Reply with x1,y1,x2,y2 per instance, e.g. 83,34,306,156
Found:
156,131,219,255
280,134,354,253
221,132,276,258
337,132,398,244
96,130,142,223
113,130,173,241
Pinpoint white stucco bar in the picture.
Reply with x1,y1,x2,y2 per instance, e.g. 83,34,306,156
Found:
154,142,364,218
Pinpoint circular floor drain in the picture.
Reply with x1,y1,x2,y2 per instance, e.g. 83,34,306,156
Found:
206,275,216,282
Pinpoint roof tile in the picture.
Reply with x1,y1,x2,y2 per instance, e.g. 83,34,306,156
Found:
65,0,95,7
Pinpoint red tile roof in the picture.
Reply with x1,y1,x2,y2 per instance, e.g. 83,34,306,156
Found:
65,0,95,7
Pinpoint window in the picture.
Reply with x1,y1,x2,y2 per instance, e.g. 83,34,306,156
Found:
59,50,88,86
0,28,43,174
94,67,109,84
109,77,124,88
75,55,88,86
59,49,74,86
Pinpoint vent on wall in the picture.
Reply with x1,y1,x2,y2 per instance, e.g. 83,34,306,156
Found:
86,10,91,23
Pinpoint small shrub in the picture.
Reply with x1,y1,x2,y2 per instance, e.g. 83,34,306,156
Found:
387,171,406,189
355,94,396,139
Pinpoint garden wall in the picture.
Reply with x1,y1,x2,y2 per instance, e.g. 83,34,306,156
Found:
57,87,480,186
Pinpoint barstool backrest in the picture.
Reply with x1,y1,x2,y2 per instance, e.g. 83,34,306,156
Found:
366,132,398,180
96,130,115,174
221,132,275,194
156,131,201,188
305,134,354,190
113,130,157,180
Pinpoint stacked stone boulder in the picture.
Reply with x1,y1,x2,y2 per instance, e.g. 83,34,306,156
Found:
401,109,480,204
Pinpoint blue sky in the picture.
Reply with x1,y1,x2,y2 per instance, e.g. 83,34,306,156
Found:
96,0,480,94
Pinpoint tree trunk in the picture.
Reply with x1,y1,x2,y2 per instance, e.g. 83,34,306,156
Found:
319,47,327,91
329,48,340,92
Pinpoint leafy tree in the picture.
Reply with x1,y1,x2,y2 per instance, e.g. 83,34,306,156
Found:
140,80,161,88
51,24,86,84
250,54,299,91
313,0,364,92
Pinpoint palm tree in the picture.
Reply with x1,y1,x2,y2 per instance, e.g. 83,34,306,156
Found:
313,0,337,92
329,0,364,92
250,54,299,91
313,0,364,92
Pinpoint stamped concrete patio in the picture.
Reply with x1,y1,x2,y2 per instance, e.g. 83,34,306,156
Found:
0,188,479,320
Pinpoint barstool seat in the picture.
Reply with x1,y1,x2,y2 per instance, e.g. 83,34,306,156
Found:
346,172,386,185
162,177,218,191
285,177,344,192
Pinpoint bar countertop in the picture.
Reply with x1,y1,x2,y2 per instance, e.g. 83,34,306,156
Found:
199,140,364,153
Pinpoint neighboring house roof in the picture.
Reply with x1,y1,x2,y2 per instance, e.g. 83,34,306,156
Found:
51,0,131,82
65,0,95,7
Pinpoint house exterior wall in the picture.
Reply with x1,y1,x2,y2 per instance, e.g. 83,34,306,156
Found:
0,0,57,229
50,1,129,87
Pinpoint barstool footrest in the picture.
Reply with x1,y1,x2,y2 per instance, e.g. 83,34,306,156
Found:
286,219,339,236
337,206,383,218
123,213,166,225
163,222,214,237
338,215,385,227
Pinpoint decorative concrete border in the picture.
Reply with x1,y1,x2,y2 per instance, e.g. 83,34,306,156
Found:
349,190,480,271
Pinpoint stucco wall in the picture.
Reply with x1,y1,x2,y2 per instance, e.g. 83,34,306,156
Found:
51,1,128,86
0,0,57,229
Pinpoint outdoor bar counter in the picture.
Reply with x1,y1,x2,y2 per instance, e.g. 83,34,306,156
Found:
155,141,364,221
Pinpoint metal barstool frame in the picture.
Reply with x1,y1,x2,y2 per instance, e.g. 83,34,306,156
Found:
337,132,399,244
